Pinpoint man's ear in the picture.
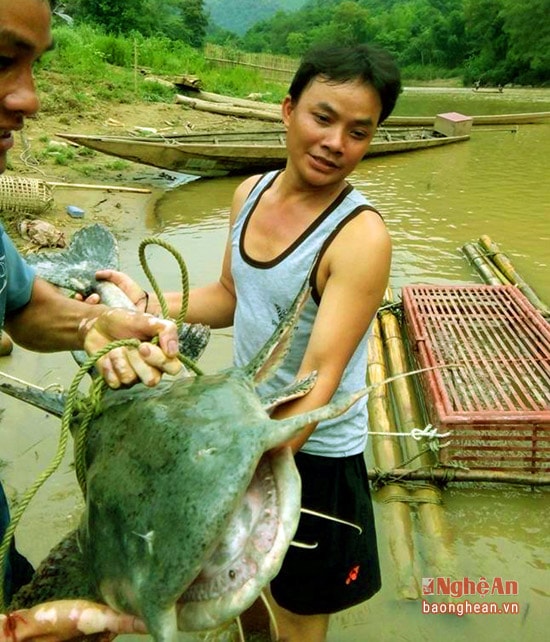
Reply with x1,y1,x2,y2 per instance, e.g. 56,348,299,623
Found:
281,95,294,127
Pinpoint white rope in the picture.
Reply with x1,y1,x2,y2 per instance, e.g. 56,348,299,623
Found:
300,507,363,533
236,615,245,642
260,590,279,642
0,370,63,393
369,424,452,440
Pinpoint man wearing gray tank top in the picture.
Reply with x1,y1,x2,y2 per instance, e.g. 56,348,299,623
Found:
100,42,401,642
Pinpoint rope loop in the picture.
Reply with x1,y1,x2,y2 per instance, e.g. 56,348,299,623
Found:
138,237,189,329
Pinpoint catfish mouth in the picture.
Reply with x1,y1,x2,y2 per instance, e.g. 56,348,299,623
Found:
176,448,301,631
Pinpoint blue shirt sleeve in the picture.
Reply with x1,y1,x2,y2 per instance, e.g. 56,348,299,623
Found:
0,224,36,329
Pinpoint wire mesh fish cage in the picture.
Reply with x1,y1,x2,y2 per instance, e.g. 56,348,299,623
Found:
402,284,550,474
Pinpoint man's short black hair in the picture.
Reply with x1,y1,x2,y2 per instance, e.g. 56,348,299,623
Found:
288,43,402,124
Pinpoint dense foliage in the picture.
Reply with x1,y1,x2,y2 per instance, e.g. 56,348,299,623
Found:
237,0,549,85
61,0,208,48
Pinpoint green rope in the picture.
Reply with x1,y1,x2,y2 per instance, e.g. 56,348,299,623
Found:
138,237,203,377
0,423,69,611
0,337,138,611
138,237,189,328
0,238,203,609
73,377,109,494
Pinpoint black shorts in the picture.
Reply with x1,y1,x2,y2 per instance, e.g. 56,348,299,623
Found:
271,451,381,615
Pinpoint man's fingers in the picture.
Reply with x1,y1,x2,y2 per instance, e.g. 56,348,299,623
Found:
97,345,182,389
95,270,144,303
13,600,148,640
138,343,182,376
82,310,182,388
96,347,137,389
126,346,160,387
75,293,101,305
69,604,147,636
148,318,180,358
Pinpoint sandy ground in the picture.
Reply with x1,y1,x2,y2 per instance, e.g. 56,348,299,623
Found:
4,97,274,248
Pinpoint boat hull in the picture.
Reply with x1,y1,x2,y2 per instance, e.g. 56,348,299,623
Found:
386,111,550,127
57,131,470,178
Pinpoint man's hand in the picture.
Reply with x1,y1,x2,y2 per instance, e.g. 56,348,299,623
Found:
1,600,147,641
95,270,145,308
80,309,182,388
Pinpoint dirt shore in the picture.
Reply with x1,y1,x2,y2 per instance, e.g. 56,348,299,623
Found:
4,97,273,248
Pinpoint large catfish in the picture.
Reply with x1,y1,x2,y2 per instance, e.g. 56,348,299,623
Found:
1,226,380,640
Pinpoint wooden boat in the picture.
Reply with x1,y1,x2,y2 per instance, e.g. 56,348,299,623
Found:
57,127,469,178
386,112,550,127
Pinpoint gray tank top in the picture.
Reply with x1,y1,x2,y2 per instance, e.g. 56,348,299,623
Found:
232,170,380,457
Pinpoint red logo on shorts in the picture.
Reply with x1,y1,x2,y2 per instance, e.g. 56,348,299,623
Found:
345,565,360,585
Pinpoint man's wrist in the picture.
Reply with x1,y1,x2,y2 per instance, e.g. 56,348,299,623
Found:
76,307,106,347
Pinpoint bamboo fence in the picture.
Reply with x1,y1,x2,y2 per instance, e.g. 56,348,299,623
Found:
204,44,298,83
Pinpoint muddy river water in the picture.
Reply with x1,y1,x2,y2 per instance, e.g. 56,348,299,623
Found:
1,88,549,641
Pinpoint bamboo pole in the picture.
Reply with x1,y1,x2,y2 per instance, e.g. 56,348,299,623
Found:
178,89,281,113
47,181,152,194
378,294,457,579
378,298,433,468
462,242,508,285
367,467,550,486
367,319,420,599
367,320,404,470
413,486,457,578
175,94,282,123
375,485,421,599
478,235,550,318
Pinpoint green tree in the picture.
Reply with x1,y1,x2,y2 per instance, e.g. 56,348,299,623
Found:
286,31,309,56
76,0,146,33
72,0,207,46
163,0,208,48
209,0,546,85
500,0,550,83
463,0,509,84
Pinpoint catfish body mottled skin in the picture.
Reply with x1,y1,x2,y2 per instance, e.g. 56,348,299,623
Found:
82,371,276,632
5,270,371,641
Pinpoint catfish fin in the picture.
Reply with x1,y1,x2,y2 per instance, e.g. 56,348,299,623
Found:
244,278,311,385
259,371,317,412
0,376,67,417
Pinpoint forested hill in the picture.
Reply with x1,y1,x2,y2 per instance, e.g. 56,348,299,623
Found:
205,0,307,35
237,0,549,86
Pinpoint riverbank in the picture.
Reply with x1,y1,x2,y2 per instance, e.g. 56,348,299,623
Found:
5,81,274,247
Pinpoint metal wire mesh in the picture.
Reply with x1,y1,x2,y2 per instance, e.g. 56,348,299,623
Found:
403,284,550,473
0,176,54,215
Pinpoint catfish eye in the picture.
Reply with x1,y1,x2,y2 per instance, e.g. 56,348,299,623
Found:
229,569,236,580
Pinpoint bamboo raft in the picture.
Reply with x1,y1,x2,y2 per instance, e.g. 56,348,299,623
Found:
365,251,549,596
366,293,457,599
462,235,550,319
